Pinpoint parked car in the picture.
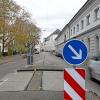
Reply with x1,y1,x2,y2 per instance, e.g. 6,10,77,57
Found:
35,51,39,54
56,48,63,58
21,53,27,58
88,57,100,81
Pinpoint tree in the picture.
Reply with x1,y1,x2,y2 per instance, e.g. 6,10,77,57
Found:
0,0,41,55
0,0,21,54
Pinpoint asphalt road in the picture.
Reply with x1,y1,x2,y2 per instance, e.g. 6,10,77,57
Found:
33,52,100,98
0,55,27,79
0,52,100,100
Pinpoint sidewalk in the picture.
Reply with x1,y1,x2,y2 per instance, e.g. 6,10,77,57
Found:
0,55,22,65
0,56,13,65
0,72,34,91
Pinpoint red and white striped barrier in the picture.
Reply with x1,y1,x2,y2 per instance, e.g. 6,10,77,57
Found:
64,68,86,100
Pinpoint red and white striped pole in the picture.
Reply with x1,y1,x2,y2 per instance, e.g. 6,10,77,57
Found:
64,68,86,100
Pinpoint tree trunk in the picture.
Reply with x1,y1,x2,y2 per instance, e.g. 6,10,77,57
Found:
2,33,5,55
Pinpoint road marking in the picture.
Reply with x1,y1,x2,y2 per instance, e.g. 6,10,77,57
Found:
0,82,4,86
0,78,8,86
3,78,8,82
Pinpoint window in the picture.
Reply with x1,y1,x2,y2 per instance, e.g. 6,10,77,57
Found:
71,29,72,35
95,36,99,53
64,35,66,42
94,7,100,21
81,20,84,29
73,27,75,34
67,32,69,38
77,24,79,32
86,14,90,25
87,38,90,52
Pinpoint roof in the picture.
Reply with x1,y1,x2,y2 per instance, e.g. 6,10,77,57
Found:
46,29,61,39
68,0,94,25
55,24,69,40
55,0,95,40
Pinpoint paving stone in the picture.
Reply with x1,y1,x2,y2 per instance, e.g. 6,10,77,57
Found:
0,72,34,91
42,71,64,91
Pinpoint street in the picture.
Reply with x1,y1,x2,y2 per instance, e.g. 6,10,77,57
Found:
0,55,27,79
0,0,100,99
0,52,99,100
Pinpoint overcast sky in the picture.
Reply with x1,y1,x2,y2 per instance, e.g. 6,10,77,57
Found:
14,0,87,41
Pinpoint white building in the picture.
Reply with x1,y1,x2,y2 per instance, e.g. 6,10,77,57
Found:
55,25,69,55
42,29,60,52
55,0,100,58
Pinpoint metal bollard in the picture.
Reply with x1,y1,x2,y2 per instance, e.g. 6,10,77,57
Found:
27,54,33,65
30,55,33,65
27,55,30,65
27,43,34,65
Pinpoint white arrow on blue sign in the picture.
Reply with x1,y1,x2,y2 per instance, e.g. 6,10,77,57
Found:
63,39,88,65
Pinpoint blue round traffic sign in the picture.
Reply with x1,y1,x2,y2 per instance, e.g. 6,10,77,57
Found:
63,39,88,65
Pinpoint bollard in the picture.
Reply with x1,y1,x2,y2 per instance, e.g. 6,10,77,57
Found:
27,55,30,65
27,54,33,65
27,43,34,65
30,55,33,65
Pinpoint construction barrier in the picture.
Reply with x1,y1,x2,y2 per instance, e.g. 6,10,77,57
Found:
64,68,86,100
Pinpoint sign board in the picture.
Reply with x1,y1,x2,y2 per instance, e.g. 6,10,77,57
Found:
63,39,88,65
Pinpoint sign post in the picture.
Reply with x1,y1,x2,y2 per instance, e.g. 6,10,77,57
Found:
63,39,88,100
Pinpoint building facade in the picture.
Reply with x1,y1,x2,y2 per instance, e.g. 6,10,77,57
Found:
55,0,100,58
42,29,60,52
55,25,69,55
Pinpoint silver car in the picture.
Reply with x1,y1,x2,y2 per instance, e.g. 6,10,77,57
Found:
88,58,100,81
